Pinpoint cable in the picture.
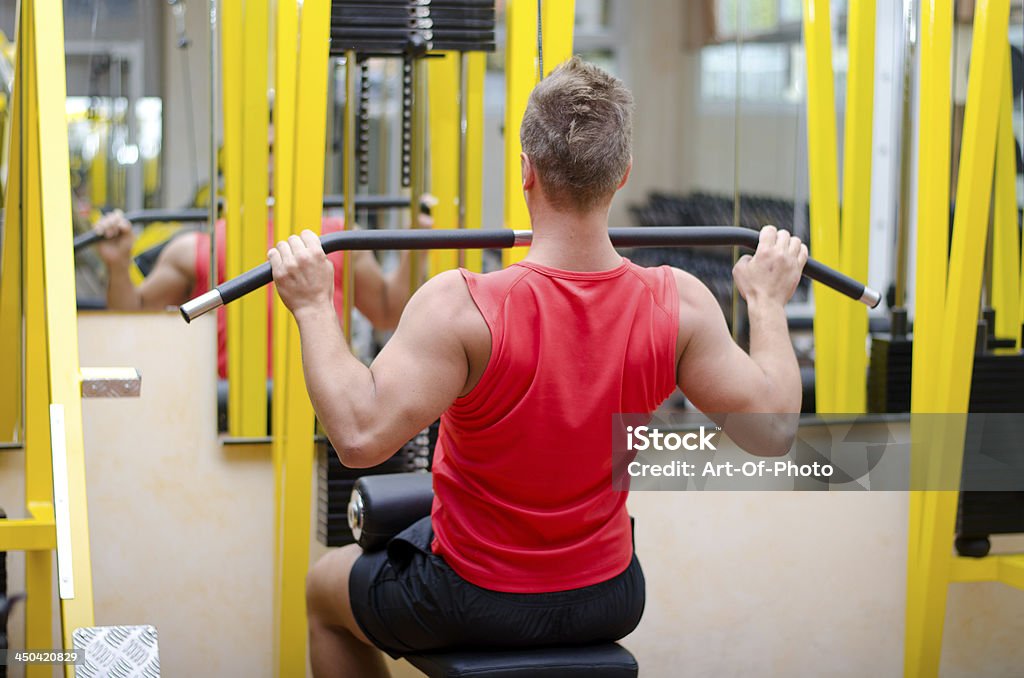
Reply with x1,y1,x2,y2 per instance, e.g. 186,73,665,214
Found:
536,0,544,80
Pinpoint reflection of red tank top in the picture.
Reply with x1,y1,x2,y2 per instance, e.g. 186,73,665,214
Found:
431,260,679,593
193,217,346,379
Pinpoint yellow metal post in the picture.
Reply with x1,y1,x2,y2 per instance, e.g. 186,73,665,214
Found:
34,0,98,653
911,0,953,413
270,1,298,655
904,3,1010,676
0,2,96,668
428,52,460,276
22,3,57,666
502,0,536,267
937,3,1007,411
992,49,1020,346
89,123,107,209
503,0,575,266
233,0,271,436
906,0,952,636
272,0,330,674
801,0,842,414
271,5,299,648
540,0,575,79
221,0,244,433
834,0,875,413
464,52,486,273
0,12,23,443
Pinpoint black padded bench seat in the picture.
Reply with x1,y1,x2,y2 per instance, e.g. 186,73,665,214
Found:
404,643,639,678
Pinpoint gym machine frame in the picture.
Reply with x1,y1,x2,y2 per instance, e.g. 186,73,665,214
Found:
904,1,1024,676
0,0,151,674
0,3,97,671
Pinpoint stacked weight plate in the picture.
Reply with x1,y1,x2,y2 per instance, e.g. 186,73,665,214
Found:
867,335,1024,415
866,334,913,413
330,0,496,56
958,348,1024,553
317,422,439,546
866,330,1024,553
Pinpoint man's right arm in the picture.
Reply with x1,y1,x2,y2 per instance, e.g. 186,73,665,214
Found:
674,226,807,455
95,212,198,311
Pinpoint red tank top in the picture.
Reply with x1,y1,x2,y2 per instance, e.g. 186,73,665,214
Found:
431,258,680,593
193,217,347,379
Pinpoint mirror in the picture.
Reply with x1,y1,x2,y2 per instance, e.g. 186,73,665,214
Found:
69,0,213,311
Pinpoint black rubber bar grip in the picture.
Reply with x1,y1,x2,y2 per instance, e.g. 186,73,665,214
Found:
72,208,211,251
179,226,881,323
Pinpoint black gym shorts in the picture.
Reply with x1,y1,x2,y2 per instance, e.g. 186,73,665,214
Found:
348,516,646,658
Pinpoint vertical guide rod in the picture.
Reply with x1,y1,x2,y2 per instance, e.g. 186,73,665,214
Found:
893,0,917,320
731,3,743,341
343,52,356,341
208,0,218,302
457,52,470,269
410,57,427,293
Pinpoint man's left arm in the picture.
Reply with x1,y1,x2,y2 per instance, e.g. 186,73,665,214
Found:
270,230,470,467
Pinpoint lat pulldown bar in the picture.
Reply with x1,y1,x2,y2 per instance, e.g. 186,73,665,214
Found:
178,226,883,322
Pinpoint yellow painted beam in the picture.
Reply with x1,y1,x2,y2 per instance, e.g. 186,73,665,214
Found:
31,0,98,650
464,52,486,273
801,0,842,414
234,0,271,436
949,555,1024,592
992,48,1020,345
428,52,460,276
905,3,1010,677
996,554,1024,591
949,555,999,583
273,0,331,674
268,0,296,667
541,0,575,78
911,0,953,414
21,3,56,663
221,0,244,434
834,0,874,414
270,2,299,661
0,511,56,551
906,0,952,649
0,9,23,445
501,0,574,268
936,0,1007,413
503,0,538,267
89,124,107,209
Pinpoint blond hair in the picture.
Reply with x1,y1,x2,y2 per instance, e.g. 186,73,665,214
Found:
520,56,634,212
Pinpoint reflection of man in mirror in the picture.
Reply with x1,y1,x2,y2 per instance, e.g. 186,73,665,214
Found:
93,203,431,378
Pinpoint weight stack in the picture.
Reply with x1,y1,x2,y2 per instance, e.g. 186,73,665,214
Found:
317,421,439,546
957,351,1024,556
866,334,913,413
329,1,497,56
867,333,1024,555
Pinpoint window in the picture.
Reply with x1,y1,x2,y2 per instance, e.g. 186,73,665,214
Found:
701,0,848,104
